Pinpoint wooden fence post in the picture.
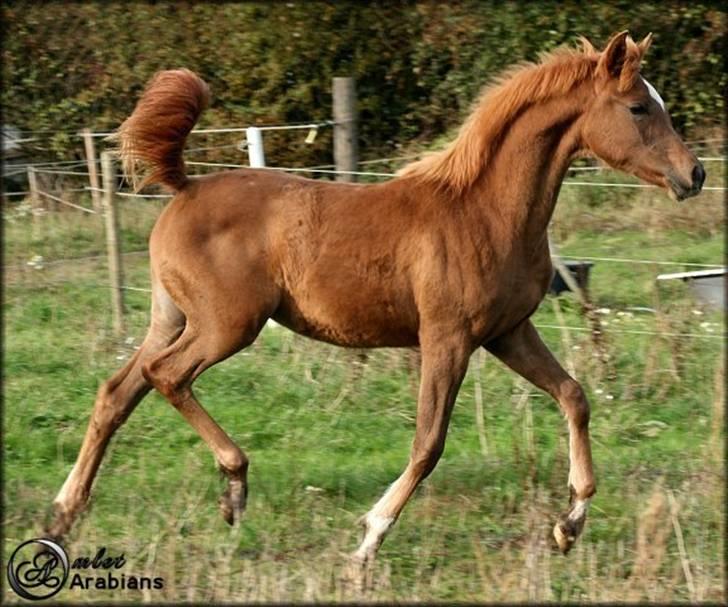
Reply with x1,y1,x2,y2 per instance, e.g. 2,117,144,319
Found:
333,77,366,365
27,166,41,239
83,128,102,212
333,77,358,182
101,151,125,337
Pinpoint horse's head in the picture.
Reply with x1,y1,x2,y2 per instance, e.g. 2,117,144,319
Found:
582,31,705,201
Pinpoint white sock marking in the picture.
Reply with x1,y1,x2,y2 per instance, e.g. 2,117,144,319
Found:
568,498,590,521
54,463,78,506
353,477,405,560
642,77,666,111
370,479,402,516
354,514,395,561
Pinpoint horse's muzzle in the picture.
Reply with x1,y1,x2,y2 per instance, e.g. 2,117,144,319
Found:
668,163,705,202
691,162,706,192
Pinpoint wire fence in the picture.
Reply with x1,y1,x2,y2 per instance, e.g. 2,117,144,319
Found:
56,120,338,139
534,323,723,341
36,189,97,213
6,145,725,262
4,124,724,346
559,256,723,269
6,270,724,341
79,158,721,191
6,146,725,208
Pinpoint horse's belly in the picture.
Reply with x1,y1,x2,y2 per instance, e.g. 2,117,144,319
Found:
272,286,419,348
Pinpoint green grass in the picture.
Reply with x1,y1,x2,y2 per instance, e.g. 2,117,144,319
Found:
3,194,163,266
2,180,725,603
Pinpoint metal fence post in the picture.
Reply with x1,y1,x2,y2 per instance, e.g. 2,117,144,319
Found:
246,126,266,167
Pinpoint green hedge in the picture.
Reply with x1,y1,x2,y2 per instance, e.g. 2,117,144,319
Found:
2,2,724,166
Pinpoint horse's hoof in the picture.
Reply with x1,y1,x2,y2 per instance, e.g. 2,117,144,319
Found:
553,520,576,554
553,510,586,555
341,553,369,593
218,479,246,526
44,505,71,544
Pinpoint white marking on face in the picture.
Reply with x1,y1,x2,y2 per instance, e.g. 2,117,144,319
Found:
642,77,666,111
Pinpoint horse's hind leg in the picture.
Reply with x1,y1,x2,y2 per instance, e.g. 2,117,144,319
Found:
47,287,185,541
486,319,596,554
141,309,267,526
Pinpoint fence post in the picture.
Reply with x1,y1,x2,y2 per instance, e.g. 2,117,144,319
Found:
333,76,358,182
246,126,266,167
83,128,102,212
27,166,41,238
101,151,125,337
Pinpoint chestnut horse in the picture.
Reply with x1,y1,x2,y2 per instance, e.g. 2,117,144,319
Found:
48,32,704,565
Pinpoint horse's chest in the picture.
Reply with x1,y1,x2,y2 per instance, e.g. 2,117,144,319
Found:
470,257,554,339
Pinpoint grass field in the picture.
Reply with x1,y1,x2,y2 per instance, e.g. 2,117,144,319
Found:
3,168,725,603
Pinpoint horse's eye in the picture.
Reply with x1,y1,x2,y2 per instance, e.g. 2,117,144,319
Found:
629,104,648,116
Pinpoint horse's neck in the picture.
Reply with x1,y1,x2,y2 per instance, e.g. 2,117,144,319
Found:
468,89,588,251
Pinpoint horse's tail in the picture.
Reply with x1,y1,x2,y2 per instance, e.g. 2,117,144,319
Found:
111,69,210,193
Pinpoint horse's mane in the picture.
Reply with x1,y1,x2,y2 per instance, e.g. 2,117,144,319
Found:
399,40,600,193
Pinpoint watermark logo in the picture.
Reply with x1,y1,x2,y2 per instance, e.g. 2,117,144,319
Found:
6,539,164,600
6,538,69,601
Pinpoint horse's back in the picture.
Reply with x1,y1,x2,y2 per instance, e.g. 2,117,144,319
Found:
148,169,422,346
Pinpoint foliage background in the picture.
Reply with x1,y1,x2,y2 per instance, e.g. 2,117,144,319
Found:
2,1,725,166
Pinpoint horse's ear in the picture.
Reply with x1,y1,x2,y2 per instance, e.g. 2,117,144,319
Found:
578,36,596,55
638,32,653,57
597,31,642,90
597,31,630,80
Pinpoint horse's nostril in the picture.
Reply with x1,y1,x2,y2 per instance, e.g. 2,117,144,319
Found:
691,163,706,190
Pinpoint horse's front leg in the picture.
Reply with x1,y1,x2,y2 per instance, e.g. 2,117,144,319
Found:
351,331,473,569
485,319,596,554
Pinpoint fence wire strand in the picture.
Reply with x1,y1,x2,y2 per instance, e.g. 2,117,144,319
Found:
36,189,96,214
6,136,724,346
